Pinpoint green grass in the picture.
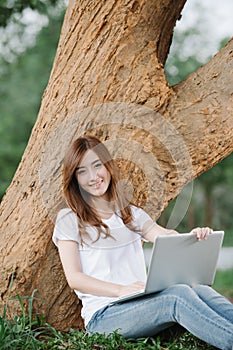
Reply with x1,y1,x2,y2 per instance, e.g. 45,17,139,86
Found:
0,311,214,350
2,270,233,350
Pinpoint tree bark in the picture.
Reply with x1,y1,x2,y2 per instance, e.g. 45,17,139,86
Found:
0,0,233,331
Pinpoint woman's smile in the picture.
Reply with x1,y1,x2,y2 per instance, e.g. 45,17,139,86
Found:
90,179,103,189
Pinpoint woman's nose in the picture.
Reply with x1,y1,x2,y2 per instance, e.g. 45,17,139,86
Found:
88,167,98,181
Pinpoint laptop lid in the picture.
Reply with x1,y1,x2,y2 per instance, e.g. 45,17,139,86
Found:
145,230,224,293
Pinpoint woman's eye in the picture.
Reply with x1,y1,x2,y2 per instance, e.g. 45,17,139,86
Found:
95,162,102,168
76,169,86,175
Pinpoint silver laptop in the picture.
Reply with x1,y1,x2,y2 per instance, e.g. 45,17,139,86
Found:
111,231,224,304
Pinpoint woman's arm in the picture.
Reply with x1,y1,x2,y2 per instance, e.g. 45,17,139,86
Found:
142,221,178,243
142,221,213,243
57,240,145,297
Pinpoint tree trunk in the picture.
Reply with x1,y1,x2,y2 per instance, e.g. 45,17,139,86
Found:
0,0,233,331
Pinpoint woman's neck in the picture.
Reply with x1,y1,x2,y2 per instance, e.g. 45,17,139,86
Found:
91,196,115,219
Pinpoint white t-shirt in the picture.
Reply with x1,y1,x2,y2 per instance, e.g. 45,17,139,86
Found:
52,205,153,326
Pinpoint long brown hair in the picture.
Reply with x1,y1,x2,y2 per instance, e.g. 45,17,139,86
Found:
62,135,134,243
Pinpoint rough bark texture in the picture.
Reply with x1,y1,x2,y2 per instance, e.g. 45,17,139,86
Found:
0,0,233,331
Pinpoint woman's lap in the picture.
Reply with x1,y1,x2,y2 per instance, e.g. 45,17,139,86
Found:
86,284,233,349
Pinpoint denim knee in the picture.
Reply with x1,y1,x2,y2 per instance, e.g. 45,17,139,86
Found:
165,284,194,297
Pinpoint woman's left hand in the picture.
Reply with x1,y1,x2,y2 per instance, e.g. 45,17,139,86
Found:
190,227,214,240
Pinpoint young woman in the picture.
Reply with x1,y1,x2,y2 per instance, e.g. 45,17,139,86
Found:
53,135,233,350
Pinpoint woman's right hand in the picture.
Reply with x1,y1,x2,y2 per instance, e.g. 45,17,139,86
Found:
118,281,145,297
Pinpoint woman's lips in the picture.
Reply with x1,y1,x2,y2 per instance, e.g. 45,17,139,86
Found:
91,179,103,189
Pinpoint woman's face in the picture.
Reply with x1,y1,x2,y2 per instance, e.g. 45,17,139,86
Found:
75,149,111,198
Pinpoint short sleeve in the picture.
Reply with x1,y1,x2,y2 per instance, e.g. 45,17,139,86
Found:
52,208,79,247
130,205,154,233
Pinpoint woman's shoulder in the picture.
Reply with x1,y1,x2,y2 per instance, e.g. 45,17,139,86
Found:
129,204,146,215
57,207,73,216
129,204,153,226
53,207,80,245
55,207,77,224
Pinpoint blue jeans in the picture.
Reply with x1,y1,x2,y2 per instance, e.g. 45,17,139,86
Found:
86,284,233,350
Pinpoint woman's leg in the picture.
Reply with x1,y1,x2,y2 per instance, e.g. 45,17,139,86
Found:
86,284,233,350
193,284,233,323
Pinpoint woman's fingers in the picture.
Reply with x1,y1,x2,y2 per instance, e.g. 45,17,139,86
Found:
191,227,214,240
